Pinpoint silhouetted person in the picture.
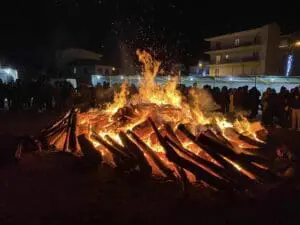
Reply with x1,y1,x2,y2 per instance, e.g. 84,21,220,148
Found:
220,86,230,113
291,91,300,130
249,87,261,119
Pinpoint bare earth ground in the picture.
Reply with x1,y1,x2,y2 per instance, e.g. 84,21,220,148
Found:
0,111,300,225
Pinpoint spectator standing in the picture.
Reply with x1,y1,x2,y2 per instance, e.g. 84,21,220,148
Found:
291,90,300,130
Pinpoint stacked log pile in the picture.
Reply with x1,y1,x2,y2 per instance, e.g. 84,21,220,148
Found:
32,109,282,194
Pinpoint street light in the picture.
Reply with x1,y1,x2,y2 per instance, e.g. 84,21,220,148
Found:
295,41,300,47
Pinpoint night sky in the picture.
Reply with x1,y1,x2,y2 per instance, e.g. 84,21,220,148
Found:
1,0,300,71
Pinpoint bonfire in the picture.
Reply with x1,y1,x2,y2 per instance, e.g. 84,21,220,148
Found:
38,50,280,193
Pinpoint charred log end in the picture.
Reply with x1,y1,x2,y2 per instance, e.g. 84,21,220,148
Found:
78,134,102,170
119,132,152,180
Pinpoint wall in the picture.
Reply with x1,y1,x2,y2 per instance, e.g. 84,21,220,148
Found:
210,30,261,50
95,65,113,75
209,63,262,76
263,23,281,75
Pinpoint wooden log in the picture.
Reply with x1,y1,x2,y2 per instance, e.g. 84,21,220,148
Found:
239,153,269,166
165,137,248,192
164,123,183,148
47,125,68,146
149,118,235,192
223,127,265,148
69,110,78,152
174,165,189,196
91,133,138,174
105,135,132,159
203,129,234,149
198,133,278,182
198,133,238,158
118,132,152,178
128,130,175,180
91,133,129,160
53,131,67,150
63,109,77,152
165,137,228,179
178,124,235,170
41,111,71,136
43,119,68,139
78,135,102,169
63,126,70,152
237,133,265,148
177,124,254,185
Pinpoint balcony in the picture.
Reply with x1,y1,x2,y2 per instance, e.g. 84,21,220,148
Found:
206,41,262,54
213,40,261,50
210,56,260,67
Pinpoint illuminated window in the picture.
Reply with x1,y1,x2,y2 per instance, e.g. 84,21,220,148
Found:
235,38,240,46
279,39,289,48
216,55,221,64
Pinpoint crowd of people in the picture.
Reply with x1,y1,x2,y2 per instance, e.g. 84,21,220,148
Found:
1,78,300,130
0,79,75,112
190,84,300,129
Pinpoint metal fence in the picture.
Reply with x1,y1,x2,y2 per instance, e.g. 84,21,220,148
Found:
91,75,300,93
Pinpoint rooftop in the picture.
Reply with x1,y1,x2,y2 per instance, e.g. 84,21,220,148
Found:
205,26,262,42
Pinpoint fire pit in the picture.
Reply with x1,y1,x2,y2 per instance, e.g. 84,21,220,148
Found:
35,50,281,193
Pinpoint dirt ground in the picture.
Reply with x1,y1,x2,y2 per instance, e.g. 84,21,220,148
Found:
0,111,300,225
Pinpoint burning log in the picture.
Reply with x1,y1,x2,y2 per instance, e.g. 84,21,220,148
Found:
91,133,143,177
178,124,236,170
53,132,67,150
165,137,228,180
91,133,130,162
128,130,176,180
197,133,278,183
46,125,68,147
149,118,235,192
177,124,255,186
164,124,183,148
118,132,152,178
203,128,234,149
104,135,132,159
63,126,70,152
68,110,78,152
78,135,102,169
41,111,71,137
132,120,154,139
223,128,264,148
237,133,265,148
174,165,189,196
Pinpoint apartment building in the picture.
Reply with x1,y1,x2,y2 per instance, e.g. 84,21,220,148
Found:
205,23,280,76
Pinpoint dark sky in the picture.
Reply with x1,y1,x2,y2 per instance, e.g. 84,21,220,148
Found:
1,0,300,70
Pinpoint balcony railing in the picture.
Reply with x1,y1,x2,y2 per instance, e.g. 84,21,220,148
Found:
210,56,260,65
211,41,261,51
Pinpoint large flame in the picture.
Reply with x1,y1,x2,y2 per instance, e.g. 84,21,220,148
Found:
73,50,267,183
131,49,182,107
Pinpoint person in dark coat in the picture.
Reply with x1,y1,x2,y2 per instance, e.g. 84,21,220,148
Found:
291,89,300,130
249,87,261,119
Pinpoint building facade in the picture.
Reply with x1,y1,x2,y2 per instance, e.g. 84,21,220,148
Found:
56,48,115,83
205,23,280,76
